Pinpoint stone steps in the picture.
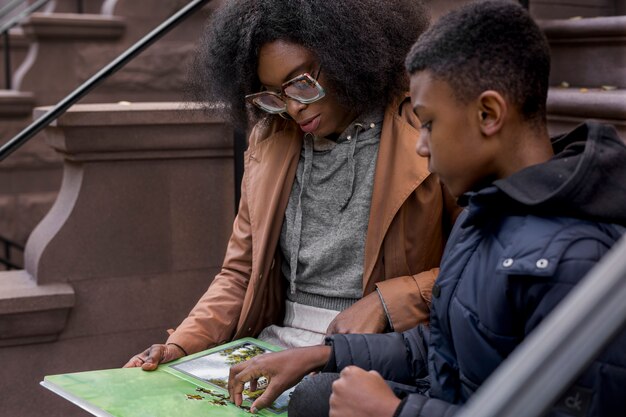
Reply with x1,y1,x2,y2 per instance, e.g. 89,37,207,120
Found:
531,0,624,19
0,11,124,249
0,1,219,247
540,15,626,89
547,87,626,138
536,11,626,141
14,12,126,106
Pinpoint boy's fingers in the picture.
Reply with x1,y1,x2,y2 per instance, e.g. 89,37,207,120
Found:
251,382,281,412
227,379,244,406
230,361,246,374
229,369,257,407
339,365,356,377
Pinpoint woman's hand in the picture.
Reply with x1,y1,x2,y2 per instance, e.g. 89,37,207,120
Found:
228,345,331,412
329,366,401,417
326,292,388,335
122,343,186,371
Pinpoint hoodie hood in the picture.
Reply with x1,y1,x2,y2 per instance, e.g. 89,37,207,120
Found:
462,122,626,226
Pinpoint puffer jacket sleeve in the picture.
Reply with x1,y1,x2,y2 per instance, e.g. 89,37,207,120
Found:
326,326,461,416
394,395,460,417
324,325,430,384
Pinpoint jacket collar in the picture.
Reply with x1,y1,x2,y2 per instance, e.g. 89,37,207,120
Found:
362,96,431,287
245,96,432,288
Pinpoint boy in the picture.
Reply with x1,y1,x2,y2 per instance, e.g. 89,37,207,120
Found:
227,2,626,416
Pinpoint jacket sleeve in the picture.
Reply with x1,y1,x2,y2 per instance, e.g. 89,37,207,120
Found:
326,327,460,417
394,395,460,417
324,325,430,384
371,99,461,332
376,184,460,332
376,270,438,331
166,141,257,354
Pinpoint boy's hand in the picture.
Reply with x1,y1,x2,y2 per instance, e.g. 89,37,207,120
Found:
228,345,331,413
329,366,401,417
326,292,387,335
122,343,185,371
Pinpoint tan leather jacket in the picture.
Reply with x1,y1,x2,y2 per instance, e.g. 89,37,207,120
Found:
167,96,458,354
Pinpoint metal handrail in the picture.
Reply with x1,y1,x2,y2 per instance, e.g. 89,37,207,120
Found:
0,0,51,40
1,0,51,89
0,0,27,23
456,232,626,417
1,0,85,24
0,0,213,161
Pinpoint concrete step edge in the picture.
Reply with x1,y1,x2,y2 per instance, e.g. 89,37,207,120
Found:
539,15,626,39
547,87,626,119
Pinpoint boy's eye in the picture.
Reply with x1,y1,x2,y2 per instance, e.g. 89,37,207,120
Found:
420,121,432,132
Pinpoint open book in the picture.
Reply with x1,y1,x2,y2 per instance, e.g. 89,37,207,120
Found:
41,338,290,417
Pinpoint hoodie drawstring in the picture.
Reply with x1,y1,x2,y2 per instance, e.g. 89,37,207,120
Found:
341,123,363,210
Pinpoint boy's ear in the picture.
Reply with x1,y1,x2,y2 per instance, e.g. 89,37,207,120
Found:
477,91,507,137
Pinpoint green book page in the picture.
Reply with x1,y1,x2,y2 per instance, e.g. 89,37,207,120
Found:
41,338,287,417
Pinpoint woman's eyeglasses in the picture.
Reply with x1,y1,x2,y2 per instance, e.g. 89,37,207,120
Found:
246,68,325,115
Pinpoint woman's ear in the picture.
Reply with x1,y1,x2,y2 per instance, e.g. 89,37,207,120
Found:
477,90,507,137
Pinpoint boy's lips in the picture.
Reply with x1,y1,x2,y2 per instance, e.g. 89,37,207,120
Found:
298,115,321,133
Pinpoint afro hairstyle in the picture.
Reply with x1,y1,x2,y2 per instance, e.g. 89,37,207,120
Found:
187,0,430,130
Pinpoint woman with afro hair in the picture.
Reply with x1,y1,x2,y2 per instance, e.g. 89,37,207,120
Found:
125,0,458,369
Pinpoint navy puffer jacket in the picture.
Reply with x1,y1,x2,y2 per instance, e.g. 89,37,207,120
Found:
325,122,626,417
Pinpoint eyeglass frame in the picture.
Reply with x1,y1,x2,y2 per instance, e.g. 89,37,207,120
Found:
245,67,325,115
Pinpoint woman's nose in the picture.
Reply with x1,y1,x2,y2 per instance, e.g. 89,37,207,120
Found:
285,97,307,118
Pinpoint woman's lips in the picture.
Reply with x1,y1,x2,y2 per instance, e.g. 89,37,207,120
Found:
299,115,321,133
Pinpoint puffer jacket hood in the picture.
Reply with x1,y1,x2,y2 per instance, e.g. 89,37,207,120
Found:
460,122,626,226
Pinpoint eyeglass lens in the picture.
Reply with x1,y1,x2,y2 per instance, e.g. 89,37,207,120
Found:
253,94,286,112
284,78,320,101
250,73,324,113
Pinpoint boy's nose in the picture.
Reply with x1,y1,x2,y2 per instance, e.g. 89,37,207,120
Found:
416,133,430,157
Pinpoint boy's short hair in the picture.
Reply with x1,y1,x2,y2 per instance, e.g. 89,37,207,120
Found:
405,0,550,124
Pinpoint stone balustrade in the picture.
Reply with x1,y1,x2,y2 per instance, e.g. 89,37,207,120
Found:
0,102,235,417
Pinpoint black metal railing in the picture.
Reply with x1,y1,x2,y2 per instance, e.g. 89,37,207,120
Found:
0,0,27,22
0,0,249,233
1,0,92,91
0,0,213,160
0,234,24,270
0,0,250,210
1,0,52,90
